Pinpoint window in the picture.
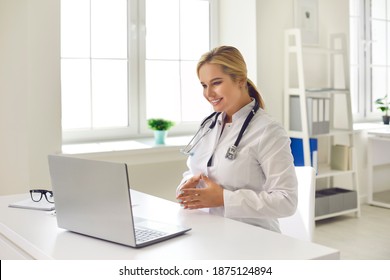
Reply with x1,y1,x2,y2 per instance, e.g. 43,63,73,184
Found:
370,0,390,116
350,0,390,121
61,0,214,143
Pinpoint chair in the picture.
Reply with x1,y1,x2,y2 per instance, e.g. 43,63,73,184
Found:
279,166,316,242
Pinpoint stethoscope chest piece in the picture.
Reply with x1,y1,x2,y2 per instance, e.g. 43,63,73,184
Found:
225,145,238,160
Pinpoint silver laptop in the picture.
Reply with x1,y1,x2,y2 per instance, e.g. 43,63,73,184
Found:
48,154,191,248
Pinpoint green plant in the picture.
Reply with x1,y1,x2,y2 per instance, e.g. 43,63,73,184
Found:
375,95,389,116
147,118,175,131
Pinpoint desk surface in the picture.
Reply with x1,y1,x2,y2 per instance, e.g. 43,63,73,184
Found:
0,191,339,260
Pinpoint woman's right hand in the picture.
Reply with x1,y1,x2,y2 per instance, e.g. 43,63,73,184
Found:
177,174,224,209
176,174,201,208
177,174,202,195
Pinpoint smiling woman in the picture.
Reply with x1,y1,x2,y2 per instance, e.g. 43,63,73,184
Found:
176,46,298,233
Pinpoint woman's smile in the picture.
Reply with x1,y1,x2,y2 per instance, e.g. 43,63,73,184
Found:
210,98,223,106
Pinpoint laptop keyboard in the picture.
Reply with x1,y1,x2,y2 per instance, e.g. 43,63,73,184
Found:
135,228,167,243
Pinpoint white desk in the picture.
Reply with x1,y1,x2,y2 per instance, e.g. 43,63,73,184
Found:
0,191,339,260
367,130,390,208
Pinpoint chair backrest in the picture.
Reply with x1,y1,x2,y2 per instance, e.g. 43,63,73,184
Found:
279,166,316,242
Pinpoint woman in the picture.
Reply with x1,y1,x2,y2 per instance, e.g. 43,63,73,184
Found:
176,46,297,232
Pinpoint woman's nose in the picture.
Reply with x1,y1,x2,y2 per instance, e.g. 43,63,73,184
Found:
204,86,214,98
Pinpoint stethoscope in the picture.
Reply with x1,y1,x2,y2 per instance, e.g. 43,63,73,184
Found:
181,99,260,160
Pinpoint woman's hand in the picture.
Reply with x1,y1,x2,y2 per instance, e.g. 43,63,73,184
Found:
176,174,224,210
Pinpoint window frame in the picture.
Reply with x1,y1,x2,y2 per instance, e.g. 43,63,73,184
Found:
62,0,218,144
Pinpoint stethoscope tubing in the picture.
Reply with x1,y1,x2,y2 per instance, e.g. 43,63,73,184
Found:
180,112,221,156
181,99,259,159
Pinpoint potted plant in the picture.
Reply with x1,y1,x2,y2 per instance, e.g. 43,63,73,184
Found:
147,118,175,144
375,95,389,125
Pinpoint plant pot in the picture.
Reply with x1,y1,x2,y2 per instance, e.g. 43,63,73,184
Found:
153,130,168,144
383,115,390,125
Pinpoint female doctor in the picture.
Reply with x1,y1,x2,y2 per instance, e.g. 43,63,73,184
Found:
176,46,298,232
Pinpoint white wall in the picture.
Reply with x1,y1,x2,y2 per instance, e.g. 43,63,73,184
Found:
0,0,61,196
256,0,295,123
218,0,258,84
256,0,349,123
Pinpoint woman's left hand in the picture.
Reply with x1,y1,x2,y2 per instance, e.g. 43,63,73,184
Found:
177,174,224,210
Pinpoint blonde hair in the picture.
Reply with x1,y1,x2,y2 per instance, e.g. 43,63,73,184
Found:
197,46,265,109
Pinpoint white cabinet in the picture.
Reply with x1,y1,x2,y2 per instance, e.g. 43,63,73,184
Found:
0,235,32,260
367,133,390,208
284,29,360,221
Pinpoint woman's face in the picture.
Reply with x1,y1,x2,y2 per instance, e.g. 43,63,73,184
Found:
198,63,250,121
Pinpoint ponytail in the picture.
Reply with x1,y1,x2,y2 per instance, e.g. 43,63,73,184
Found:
247,79,265,109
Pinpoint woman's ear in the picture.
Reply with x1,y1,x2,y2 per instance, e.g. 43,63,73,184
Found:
239,79,247,89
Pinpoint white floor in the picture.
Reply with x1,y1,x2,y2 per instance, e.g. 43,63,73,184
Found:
313,204,390,259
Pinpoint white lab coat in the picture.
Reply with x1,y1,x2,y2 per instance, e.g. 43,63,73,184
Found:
179,100,298,232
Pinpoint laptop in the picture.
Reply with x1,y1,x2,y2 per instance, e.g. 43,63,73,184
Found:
47,154,191,248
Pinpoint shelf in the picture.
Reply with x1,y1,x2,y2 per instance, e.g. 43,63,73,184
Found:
316,163,355,178
288,129,353,138
286,88,350,99
305,90,349,99
316,164,355,178
315,208,359,221
315,129,353,137
284,29,360,222
305,88,349,93
302,46,345,55
315,187,358,219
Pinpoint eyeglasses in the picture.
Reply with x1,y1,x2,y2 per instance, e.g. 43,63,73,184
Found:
30,189,54,204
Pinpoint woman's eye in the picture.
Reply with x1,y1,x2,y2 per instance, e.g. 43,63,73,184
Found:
212,81,222,86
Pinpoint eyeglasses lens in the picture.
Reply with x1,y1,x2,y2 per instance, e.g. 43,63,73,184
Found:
30,191,43,202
